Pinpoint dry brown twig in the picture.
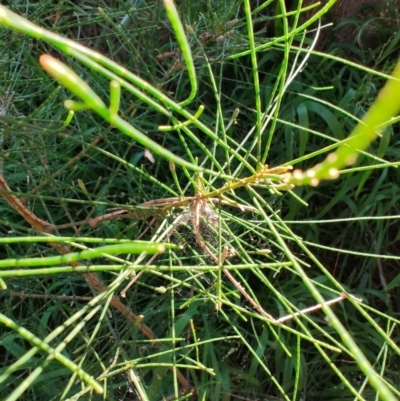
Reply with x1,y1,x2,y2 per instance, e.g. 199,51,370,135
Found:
52,159,357,324
85,168,294,323
0,161,360,395
0,173,191,391
115,171,360,324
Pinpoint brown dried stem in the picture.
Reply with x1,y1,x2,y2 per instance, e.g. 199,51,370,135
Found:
0,174,190,390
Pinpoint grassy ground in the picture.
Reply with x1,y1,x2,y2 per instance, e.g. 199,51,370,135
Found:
0,1,400,400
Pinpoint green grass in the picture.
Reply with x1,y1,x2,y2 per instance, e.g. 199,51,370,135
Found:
0,1,400,400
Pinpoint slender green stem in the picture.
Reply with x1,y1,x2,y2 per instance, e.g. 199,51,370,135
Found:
0,6,254,176
243,0,262,162
0,313,103,394
0,262,287,278
164,0,197,106
0,243,171,269
254,197,397,401
285,58,400,186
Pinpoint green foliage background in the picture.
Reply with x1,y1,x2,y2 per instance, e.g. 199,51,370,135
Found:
0,1,399,400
